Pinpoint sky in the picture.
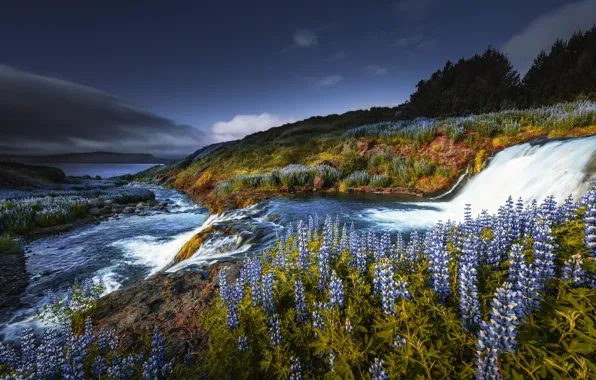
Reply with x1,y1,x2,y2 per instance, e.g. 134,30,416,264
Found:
0,0,594,158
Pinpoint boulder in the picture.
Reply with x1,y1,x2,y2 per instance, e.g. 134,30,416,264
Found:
89,198,105,208
136,202,147,208
88,207,102,217
123,207,136,214
99,206,112,215
313,176,325,190
104,199,114,206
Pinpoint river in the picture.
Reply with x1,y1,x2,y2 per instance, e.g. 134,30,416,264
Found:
1,135,595,341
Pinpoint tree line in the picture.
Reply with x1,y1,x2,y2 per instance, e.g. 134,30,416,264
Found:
398,26,596,119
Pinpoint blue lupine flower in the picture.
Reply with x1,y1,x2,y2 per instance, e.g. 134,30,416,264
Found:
92,357,108,378
532,219,556,291
294,280,308,324
298,220,310,271
327,270,344,309
561,253,585,286
329,350,336,372
262,272,276,315
426,223,451,301
458,235,481,332
585,201,596,258
475,283,521,380
508,244,539,318
317,235,332,292
311,302,325,339
237,335,249,353
369,358,388,380
268,314,282,347
289,355,303,380
392,335,406,350
142,329,171,380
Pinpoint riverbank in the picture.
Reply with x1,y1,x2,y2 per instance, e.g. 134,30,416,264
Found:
138,102,596,214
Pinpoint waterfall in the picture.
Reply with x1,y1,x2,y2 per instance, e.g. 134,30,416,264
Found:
366,136,596,229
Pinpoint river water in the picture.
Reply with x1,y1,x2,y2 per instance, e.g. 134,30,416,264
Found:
1,135,595,341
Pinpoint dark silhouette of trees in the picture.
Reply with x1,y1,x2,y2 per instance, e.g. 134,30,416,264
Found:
522,25,596,106
398,26,596,118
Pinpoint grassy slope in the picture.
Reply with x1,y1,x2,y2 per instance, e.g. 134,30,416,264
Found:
140,107,596,213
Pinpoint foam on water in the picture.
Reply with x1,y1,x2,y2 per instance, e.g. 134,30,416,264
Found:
365,136,596,230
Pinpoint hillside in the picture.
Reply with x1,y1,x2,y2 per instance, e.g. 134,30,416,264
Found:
139,102,596,213
0,162,66,189
2,151,172,164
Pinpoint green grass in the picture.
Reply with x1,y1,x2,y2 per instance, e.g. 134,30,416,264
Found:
0,235,20,254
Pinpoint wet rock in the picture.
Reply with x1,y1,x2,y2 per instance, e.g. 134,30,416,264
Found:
89,198,105,208
313,176,325,190
104,199,114,206
95,175,102,180
123,207,136,214
136,202,148,208
88,207,102,217
92,262,241,361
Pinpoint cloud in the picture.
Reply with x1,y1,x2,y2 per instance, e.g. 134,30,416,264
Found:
325,50,348,62
364,65,389,75
502,0,596,74
393,0,436,20
211,113,295,142
313,75,343,88
293,29,319,47
0,65,205,158
392,34,424,48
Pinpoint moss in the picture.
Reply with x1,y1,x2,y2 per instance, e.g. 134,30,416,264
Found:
474,149,487,173
0,235,20,254
175,226,216,263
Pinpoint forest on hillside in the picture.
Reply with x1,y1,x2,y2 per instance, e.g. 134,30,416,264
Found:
399,26,596,119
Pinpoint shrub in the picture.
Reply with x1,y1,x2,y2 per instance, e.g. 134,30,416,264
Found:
369,174,391,188
310,165,341,184
0,234,19,254
272,165,313,188
343,171,370,187
338,152,367,174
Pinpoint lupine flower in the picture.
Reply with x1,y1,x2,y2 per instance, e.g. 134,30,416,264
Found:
328,350,336,372
532,219,556,291
458,235,481,332
289,355,303,380
294,280,308,324
326,270,344,309
262,272,275,315
317,236,332,292
298,221,310,271
92,357,108,378
374,258,407,315
392,335,406,350
508,244,539,318
369,358,388,380
561,253,585,286
142,329,171,380
475,283,521,380
426,224,451,301
344,317,353,334
268,314,282,347
237,335,249,353
585,201,596,258
311,302,325,339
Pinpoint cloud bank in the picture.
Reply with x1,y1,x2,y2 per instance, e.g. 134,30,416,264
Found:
502,0,596,74
211,113,295,142
313,75,343,88
0,65,205,158
364,65,389,75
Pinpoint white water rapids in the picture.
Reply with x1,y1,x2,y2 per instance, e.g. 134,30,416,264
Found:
366,135,596,229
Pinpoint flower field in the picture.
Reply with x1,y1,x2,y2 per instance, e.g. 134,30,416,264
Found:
196,186,596,379
0,187,155,236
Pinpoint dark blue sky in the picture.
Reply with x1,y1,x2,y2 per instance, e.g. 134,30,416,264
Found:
1,0,594,156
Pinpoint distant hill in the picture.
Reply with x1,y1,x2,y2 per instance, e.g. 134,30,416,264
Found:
0,162,66,189
1,152,174,164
